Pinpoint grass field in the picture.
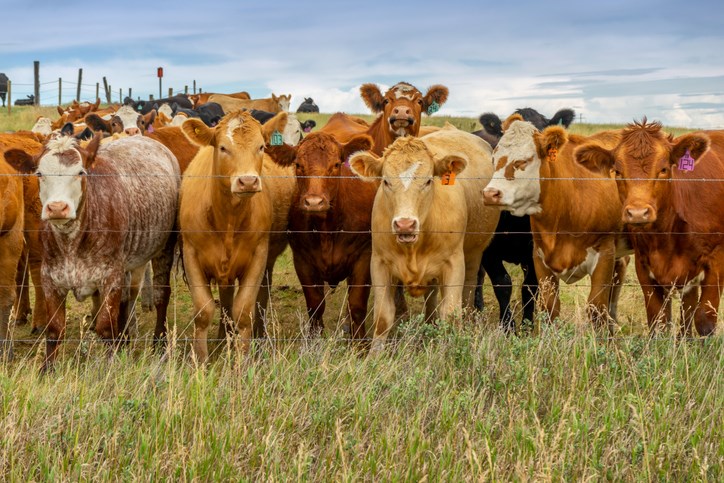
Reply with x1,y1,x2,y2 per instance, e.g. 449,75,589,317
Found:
0,105,722,480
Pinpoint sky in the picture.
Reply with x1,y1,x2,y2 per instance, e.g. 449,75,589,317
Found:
2,0,724,128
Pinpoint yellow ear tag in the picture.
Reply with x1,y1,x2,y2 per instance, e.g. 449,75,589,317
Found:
441,171,456,185
195,128,201,135
548,147,558,162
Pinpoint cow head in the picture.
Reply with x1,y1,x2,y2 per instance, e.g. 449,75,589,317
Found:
574,119,710,225
349,136,466,244
182,110,288,196
272,93,291,112
281,114,316,146
3,134,102,225
360,82,449,138
482,115,567,216
267,132,373,214
85,105,157,136
31,116,53,136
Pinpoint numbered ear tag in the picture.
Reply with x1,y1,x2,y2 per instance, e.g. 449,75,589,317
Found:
270,130,283,146
441,171,456,185
548,147,558,162
678,149,695,171
427,101,440,115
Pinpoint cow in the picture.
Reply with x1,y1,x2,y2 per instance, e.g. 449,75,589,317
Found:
124,94,192,114
265,132,375,340
3,134,180,369
321,82,449,156
179,111,295,361
0,73,8,107
208,93,291,114
473,107,575,332
349,125,500,351
296,97,319,113
482,116,628,330
85,105,157,135
189,91,250,107
15,95,35,106
146,125,199,173
171,101,225,127
248,110,316,146
574,119,724,336
57,98,102,122
473,108,576,149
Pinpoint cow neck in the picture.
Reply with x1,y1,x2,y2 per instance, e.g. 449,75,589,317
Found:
209,170,254,230
366,115,419,156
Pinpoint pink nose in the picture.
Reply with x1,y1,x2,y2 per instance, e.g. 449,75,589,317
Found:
125,127,140,136
393,218,418,233
392,106,412,117
46,201,70,218
303,195,329,211
234,176,260,193
482,187,503,205
623,205,656,224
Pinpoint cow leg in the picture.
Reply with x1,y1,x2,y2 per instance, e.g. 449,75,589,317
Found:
252,264,274,339
520,260,538,332
679,285,698,337
13,249,31,326
482,252,514,333
29,262,46,335
370,256,396,354
439,252,465,322
183,246,215,363
587,244,615,331
217,285,235,340
474,258,486,311
634,256,671,334
232,250,269,356
393,285,409,321
423,286,440,323
293,255,325,336
151,231,176,347
140,263,154,312
533,252,560,324
0,287,16,362
693,270,722,336
94,275,124,349
42,287,68,371
347,257,372,344
608,256,629,323
118,266,146,342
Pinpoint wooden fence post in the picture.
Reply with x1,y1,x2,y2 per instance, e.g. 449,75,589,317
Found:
76,68,82,101
58,77,62,106
96,82,100,102
193,80,196,94
128,88,132,101
168,87,172,98
103,77,111,104
184,85,188,94
33,61,40,106
6,80,10,115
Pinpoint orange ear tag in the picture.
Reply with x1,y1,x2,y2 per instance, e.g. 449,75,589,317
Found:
441,171,456,185
548,148,558,162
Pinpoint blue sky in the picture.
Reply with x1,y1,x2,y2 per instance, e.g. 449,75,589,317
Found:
3,0,723,127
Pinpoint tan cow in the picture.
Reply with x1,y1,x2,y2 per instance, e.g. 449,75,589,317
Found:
179,111,294,361
208,93,291,114
190,91,250,107
349,124,500,351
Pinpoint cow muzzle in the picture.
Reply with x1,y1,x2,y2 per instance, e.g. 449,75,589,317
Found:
231,175,261,195
389,116,414,130
393,217,419,244
302,195,330,213
483,187,505,206
43,201,73,223
623,204,657,225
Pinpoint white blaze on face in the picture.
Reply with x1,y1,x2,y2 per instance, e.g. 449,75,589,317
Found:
391,83,416,101
114,105,142,133
157,103,173,118
226,117,241,143
486,121,543,216
36,136,86,223
399,161,421,191
278,96,291,112
31,117,53,135
282,114,303,146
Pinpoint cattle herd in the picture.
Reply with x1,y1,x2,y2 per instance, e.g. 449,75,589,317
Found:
0,81,722,371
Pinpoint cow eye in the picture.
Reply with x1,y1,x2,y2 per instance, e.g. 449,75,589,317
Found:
78,169,87,176
383,179,391,187
382,98,390,106
425,178,432,186
219,145,227,152
659,166,669,176
417,99,423,105
334,162,341,169
36,172,43,178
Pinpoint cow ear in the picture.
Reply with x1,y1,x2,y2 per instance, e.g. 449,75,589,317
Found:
502,113,525,132
143,109,157,130
60,122,75,137
670,133,709,166
93,98,101,110
57,106,65,116
301,120,316,132
433,153,467,177
534,126,567,162
80,131,102,169
360,83,385,113
574,144,614,175
422,85,449,115
3,149,38,174
74,127,94,141
182,118,215,146
262,112,288,143
271,94,279,102
348,151,383,180
84,113,110,133
265,144,297,167
341,135,374,162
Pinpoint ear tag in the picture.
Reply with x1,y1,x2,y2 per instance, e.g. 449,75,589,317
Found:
441,171,456,185
270,130,283,146
427,101,440,115
194,128,201,135
678,149,695,171
548,148,558,162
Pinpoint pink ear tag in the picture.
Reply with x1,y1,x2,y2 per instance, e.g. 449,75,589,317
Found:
678,149,695,171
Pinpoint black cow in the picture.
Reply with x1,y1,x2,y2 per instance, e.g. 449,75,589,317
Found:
296,97,319,113
171,101,225,127
0,73,8,107
248,109,316,132
474,107,575,333
14,95,35,106
124,94,193,114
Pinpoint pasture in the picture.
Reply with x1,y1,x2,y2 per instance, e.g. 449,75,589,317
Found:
0,105,722,480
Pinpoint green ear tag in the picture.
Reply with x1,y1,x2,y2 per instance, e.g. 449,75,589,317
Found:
271,130,283,146
427,101,440,115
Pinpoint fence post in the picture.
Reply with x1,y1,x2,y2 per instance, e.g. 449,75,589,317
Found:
184,85,188,94
168,87,172,98
128,88,132,101
6,80,10,115
76,68,82,101
103,77,111,104
119,88,122,104
193,80,196,94
58,77,62,106
33,60,40,106
96,82,100,102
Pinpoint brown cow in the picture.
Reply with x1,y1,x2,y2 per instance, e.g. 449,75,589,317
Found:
575,120,724,336
179,111,294,361
85,105,157,136
482,116,628,329
321,82,449,156
208,93,291,114
265,132,375,340
349,125,500,351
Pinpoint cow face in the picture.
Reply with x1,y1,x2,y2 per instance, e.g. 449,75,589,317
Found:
268,133,373,214
575,119,710,225
272,93,291,112
360,82,449,138
482,117,555,216
183,111,288,196
85,105,157,136
349,137,465,244
4,135,101,225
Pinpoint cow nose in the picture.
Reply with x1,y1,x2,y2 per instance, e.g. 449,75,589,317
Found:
46,201,70,218
303,195,328,211
483,187,503,205
624,205,656,224
234,175,260,192
393,218,418,233
125,127,140,136
392,106,412,118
